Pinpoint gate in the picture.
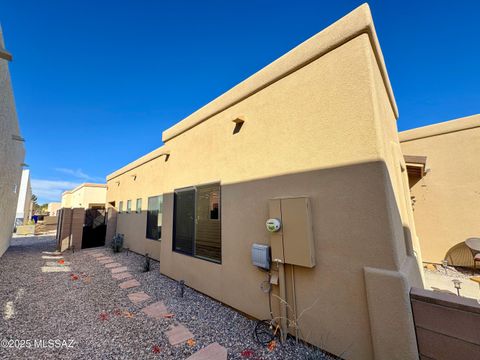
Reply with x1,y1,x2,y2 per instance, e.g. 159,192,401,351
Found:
82,208,106,249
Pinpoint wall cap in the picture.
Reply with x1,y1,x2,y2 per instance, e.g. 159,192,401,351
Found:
106,145,168,181
161,3,398,142
62,183,107,195
400,114,480,143
410,286,480,315
107,3,399,180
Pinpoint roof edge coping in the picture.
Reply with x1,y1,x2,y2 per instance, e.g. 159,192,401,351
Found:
400,114,480,142
161,3,398,142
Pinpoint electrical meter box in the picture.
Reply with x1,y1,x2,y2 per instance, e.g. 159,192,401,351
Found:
268,197,315,268
251,244,271,270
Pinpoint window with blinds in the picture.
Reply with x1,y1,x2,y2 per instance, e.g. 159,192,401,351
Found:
173,188,195,255
173,183,221,263
146,195,163,240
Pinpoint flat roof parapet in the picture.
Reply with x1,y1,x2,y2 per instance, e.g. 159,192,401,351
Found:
62,183,107,195
161,3,398,143
106,146,169,181
400,114,480,142
107,3,399,181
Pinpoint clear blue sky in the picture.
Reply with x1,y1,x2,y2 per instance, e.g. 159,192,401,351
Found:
1,1,479,203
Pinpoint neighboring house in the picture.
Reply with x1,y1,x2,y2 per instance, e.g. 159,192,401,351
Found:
47,202,62,216
400,114,480,267
105,5,423,359
0,25,25,257
15,169,32,226
61,183,107,209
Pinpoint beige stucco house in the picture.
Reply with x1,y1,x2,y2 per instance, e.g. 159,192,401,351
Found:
47,202,62,216
105,5,423,359
400,114,480,267
61,183,107,209
0,25,24,256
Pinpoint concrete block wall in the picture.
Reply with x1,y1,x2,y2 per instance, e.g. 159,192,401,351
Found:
70,208,85,250
57,208,72,252
411,287,480,359
105,207,117,247
56,208,86,251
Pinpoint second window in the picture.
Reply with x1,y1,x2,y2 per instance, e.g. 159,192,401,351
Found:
146,195,163,240
173,183,221,263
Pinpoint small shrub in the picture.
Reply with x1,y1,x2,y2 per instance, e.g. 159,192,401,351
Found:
111,234,124,253
143,253,150,272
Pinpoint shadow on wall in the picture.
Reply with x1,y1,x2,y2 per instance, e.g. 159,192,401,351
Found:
102,154,431,357
445,241,475,268
106,209,161,260
403,226,416,258
113,159,422,358
407,174,423,189
105,206,118,247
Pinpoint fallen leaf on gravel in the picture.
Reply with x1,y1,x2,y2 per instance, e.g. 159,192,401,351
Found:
267,340,276,352
186,339,196,347
162,313,175,319
99,312,108,321
123,310,135,318
83,276,92,284
152,345,161,353
241,349,255,357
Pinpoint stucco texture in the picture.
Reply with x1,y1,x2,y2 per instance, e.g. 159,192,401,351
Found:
106,4,422,359
400,114,480,267
61,183,107,209
116,211,161,261
47,202,62,216
0,25,24,256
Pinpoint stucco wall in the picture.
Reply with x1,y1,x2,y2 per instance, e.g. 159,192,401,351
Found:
400,114,480,266
79,186,106,208
61,184,106,209
106,5,422,359
0,25,24,256
116,211,161,260
61,192,72,208
47,202,62,216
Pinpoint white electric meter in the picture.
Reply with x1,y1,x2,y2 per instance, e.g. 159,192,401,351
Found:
266,218,281,232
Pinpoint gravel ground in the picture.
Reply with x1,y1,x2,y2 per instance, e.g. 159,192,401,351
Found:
0,235,334,360
424,263,478,279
